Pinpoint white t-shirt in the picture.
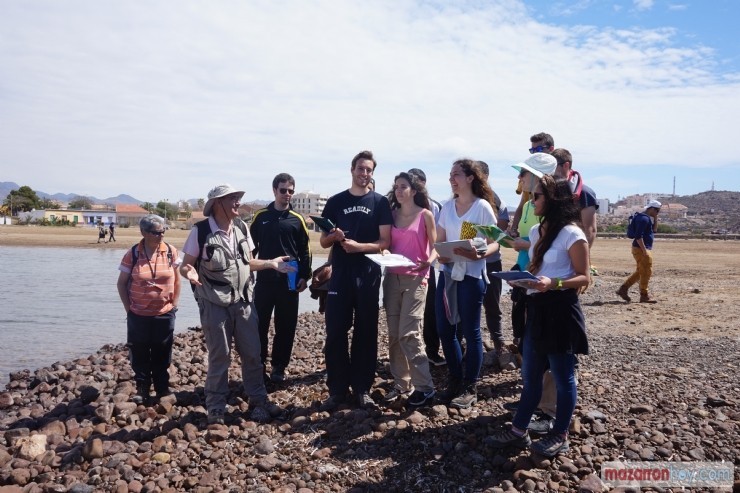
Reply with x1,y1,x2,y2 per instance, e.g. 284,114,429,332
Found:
437,197,496,279
527,223,587,292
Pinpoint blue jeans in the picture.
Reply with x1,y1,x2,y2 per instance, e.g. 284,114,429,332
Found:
435,274,485,382
513,325,578,434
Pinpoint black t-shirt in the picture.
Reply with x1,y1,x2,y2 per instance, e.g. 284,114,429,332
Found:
579,185,598,211
322,190,393,271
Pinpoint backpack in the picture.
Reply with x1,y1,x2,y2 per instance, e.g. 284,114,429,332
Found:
131,242,174,266
189,218,252,294
626,212,646,239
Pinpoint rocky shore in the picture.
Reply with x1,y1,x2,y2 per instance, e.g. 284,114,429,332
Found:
2,299,739,493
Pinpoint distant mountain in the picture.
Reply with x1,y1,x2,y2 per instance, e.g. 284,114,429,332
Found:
0,182,143,205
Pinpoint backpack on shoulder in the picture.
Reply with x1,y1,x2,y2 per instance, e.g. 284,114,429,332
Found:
626,212,646,239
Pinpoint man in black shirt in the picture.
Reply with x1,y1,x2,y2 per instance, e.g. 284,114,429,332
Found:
251,173,312,383
320,150,393,409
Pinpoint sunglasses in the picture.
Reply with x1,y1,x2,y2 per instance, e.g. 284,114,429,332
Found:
532,192,544,201
529,145,548,154
279,188,295,195
149,230,165,236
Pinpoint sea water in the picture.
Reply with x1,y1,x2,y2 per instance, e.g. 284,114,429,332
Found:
0,246,325,385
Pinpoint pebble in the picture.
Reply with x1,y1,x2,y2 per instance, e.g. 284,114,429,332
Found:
0,309,736,492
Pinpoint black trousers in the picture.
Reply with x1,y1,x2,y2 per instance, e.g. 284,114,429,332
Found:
324,263,381,396
422,266,441,357
127,309,176,392
254,277,300,370
483,260,504,347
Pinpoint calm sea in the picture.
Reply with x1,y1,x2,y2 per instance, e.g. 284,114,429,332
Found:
0,246,325,386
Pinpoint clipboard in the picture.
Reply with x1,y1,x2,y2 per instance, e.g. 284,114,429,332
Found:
365,254,416,268
434,240,476,263
309,215,337,234
490,270,539,285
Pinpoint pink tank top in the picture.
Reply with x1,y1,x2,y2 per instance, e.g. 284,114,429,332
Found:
387,210,430,278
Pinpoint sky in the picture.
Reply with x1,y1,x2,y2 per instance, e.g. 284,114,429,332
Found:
1,0,739,209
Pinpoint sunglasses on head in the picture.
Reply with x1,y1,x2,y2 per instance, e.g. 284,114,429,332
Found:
279,188,295,195
529,145,548,154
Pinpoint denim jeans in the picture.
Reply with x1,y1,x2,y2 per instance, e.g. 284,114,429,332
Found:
435,274,485,382
513,324,578,435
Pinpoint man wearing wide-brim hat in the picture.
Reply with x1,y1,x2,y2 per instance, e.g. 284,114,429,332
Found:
180,184,296,424
617,200,661,304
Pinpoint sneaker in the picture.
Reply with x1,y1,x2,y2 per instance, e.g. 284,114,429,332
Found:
436,376,462,404
249,405,271,423
485,428,531,449
530,432,569,457
449,382,477,409
616,285,631,302
356,392,376,409
407,389,436,407
319,394,346,412
383,388,412,403
427,354,446,366
528,414,554,435
502,400,519,413
207,409,225,425
270,366,286,383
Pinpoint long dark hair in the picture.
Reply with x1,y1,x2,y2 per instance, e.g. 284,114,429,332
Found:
529,175,582,274
386,172,430,210
453,159,497,215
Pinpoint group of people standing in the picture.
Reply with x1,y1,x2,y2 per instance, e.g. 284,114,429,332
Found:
114,131,661,459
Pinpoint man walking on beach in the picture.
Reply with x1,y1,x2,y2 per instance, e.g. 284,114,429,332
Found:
320,151,393,409
250,173,312,383
617,200,661,303
108,222,116,243
180,184,295,424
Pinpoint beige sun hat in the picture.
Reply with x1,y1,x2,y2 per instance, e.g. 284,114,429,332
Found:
203,184,245,217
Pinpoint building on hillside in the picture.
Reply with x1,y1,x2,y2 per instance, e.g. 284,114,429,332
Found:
662,203,688,220
115,204,149,227
292,191,328,217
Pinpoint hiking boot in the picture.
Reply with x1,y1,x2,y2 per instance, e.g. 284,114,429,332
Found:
132,384,151,405
270,366,286,383
639,293,657,304
427,354,447,367
407,389,436,407
356,392,377,409
383,387,412,403
249,405,271,423
436,376,462,404
530,432,570,457
319,394,347,412
450,381,477,409
485,428,531,449
207,409,225,425
528,413,554,435
616,285,631,302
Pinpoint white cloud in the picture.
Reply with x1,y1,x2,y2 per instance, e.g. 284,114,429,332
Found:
633,0,655,11
0,0,738,207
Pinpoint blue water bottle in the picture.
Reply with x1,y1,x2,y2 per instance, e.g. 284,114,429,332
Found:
287,260,299,291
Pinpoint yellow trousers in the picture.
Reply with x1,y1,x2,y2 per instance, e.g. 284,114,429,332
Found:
624,247,653,295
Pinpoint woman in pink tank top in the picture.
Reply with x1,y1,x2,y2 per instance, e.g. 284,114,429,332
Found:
381,172,439,407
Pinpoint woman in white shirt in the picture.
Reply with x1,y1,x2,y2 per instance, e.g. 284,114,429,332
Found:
488,175,590,457
435,159,499,409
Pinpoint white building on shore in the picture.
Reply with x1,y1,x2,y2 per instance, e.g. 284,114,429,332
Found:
292,191,328,217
